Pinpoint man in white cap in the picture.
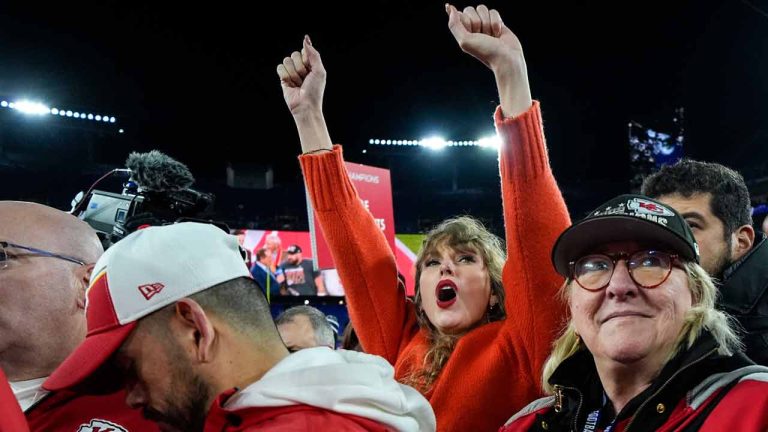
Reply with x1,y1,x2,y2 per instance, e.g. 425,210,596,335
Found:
44,222,435,432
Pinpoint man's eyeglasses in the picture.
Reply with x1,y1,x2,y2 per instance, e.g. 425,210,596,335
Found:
0,241,86,269
570,250,681,291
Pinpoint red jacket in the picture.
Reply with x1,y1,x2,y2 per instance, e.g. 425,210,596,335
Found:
0,369,28,432
501,332,768,432
204,348,435,432
205,392,395,432
26,389,159,432
299,102,571,431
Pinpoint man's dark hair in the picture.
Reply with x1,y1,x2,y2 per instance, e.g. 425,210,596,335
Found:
191,277,275,336
145,277,280,344
641,159,752,238
275,305,335,348
255,247,269,261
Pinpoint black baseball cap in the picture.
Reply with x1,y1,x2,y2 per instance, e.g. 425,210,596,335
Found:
286,244,302,254
551,194,700,277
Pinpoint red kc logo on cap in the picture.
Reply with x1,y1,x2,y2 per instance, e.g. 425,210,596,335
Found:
639,202,660,212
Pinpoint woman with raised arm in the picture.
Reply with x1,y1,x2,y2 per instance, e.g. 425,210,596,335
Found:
277,5,570,431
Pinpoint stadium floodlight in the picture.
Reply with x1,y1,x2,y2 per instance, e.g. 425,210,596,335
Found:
0,98,118,124
477,135,502,150
369,133,501,150
421,136,448,151
14,100,50,115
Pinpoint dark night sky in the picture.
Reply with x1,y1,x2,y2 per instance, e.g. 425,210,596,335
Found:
1,0,768,230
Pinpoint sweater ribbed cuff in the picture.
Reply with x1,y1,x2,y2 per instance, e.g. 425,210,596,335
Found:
298,145,359,211
495,100,550,180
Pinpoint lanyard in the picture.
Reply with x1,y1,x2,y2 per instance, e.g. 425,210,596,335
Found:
266,269,271,303
582,394,616,432
582,409,615,432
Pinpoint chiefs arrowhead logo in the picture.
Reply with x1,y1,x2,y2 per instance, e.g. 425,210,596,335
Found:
628,198,675,217
138,282,165,300
77,419,128,432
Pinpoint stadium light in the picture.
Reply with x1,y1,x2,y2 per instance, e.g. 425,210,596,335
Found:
368,133,501,149
477,135,502,150
421,136,448,151
14,100,50,115
0,98,118,124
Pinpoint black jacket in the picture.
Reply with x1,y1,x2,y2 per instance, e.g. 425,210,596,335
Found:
720,232,768,365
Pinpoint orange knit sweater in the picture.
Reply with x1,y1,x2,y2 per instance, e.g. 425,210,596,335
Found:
299,102,570,432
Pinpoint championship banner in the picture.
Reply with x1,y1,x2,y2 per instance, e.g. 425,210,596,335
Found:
307,162,396,268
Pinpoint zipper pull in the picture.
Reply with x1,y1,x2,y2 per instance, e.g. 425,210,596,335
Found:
554,385,564,413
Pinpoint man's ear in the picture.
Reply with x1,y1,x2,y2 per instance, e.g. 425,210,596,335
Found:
732,224,755,261
75,263,96,309
173,298,216,363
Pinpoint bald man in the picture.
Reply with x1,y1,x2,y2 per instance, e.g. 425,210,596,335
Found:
0,202,158,431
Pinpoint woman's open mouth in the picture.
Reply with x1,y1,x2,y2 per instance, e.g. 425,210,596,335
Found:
436,279,458,308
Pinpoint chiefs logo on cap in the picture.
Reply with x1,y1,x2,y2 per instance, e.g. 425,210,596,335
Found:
628,198,675,217
138,283,165,300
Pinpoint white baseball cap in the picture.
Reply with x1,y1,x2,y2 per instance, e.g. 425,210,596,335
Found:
44,222,251,391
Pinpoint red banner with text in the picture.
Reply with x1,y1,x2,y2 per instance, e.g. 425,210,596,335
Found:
308,161,398,277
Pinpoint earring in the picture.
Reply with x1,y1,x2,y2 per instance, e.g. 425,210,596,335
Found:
488,301,500,315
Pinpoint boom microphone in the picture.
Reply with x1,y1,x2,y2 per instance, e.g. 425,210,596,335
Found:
125,150,195,192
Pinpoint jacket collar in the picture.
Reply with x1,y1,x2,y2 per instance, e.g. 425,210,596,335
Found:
545,331,753,430
720,232,768,313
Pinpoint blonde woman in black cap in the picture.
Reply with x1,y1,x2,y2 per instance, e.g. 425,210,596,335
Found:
502,194,768,432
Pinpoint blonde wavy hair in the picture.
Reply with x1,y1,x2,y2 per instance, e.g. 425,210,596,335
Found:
402,216,506,392
541,261,743,394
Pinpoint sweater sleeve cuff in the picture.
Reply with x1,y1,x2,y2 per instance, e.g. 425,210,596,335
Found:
494,100,550,180
298,145,359,211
